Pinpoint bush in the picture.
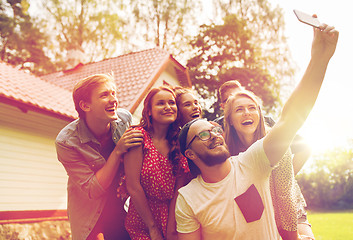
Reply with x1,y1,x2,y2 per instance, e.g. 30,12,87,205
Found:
296,146,353,210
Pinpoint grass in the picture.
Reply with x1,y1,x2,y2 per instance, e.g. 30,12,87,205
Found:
307,209,353,240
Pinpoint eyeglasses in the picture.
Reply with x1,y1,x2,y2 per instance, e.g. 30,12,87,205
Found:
186,126,224,149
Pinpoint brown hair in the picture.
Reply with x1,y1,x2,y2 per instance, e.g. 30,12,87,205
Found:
73,74,116,119
139,85,182,175
173,86,194,107
219,80,243,104
224,90,267,155
172,86,201,127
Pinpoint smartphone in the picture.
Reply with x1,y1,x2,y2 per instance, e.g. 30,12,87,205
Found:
293,9,320,28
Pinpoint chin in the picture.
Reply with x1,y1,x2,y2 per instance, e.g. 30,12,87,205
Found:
108,114,118,121
198,148,230,167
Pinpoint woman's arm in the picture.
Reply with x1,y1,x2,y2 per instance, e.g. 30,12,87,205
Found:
178,229,202,240
124,145,163,240
167,174,187,240
292,150,312,176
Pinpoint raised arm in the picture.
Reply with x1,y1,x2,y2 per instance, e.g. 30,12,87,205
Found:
264,23,339,166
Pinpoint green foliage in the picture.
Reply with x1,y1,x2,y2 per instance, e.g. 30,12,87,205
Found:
213,0,294,81
297,147,353,210
187,13,281,120
0,0,55,74
41,0,126,69
126,0,202,59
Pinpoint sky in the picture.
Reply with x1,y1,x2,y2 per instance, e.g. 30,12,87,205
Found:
267,0,353,153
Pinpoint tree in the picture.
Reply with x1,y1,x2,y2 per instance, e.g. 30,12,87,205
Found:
38,0,127,70
187,0,295,119
0,0,55,74
187,14,280,119
212,0,294,85
125,0,202,62
297,147,353,210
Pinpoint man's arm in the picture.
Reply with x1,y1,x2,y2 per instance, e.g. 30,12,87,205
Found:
266,116,312,175
264,24,338,166
175,192,202,240
56,142,107,199
95,128,143,189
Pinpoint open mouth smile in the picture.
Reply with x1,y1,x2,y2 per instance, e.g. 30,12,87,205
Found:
105,106,116,113
209,140,223,149
191,112,201,119
241,119,254,126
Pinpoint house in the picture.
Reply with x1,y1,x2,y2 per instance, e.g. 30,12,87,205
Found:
0,47,191,224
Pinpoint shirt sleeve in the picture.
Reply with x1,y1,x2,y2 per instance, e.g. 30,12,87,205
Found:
236,138,273,179
56,140,106,199
270,150,298,231
175,193,200,234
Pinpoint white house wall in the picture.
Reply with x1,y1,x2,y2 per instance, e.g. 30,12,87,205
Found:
0,65,183,214
132,66,181,124
0,103,69,211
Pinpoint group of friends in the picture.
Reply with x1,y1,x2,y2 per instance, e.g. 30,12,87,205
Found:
55,22,339,240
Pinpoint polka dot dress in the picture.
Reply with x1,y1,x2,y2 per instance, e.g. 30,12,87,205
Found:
125,127,188,240
270,150,298,232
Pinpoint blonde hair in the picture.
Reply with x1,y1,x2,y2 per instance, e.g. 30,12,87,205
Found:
73,74,116,119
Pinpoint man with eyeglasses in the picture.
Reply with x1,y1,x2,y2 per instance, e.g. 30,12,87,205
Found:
174,23,338,240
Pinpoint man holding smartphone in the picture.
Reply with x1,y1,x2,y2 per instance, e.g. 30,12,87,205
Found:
175,21,338,240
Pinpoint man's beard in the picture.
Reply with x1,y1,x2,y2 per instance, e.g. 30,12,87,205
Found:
196,145,230,167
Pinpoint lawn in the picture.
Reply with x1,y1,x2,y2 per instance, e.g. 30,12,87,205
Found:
308,210,353,240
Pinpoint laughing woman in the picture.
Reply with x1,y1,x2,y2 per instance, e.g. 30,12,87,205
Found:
223,90,314,240
173,86,203,127
124,86,188,240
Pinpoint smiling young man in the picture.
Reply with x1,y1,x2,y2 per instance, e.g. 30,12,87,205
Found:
56,74,143,240
175,23,338,240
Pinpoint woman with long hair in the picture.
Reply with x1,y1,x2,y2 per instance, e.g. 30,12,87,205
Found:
224,90,314,240
124,85,188,240
173,86,203,127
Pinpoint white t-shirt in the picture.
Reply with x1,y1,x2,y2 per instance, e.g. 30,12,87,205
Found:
175,139,280,240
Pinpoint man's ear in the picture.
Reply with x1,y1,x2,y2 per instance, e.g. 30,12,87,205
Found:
79,100,91,113
185,149,196,160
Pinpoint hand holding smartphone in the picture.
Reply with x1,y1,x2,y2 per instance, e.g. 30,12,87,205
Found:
293,9,320,28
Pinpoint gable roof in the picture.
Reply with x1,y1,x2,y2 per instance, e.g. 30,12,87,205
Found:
0,61,76,120
42,47,191,113
1,48,191,120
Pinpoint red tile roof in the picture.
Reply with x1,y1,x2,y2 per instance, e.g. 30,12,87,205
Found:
42,47,191,112
1,48,190,120
0,61,76,120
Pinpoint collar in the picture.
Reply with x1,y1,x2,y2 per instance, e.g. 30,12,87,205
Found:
77,118,100,144
77,113,124,144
